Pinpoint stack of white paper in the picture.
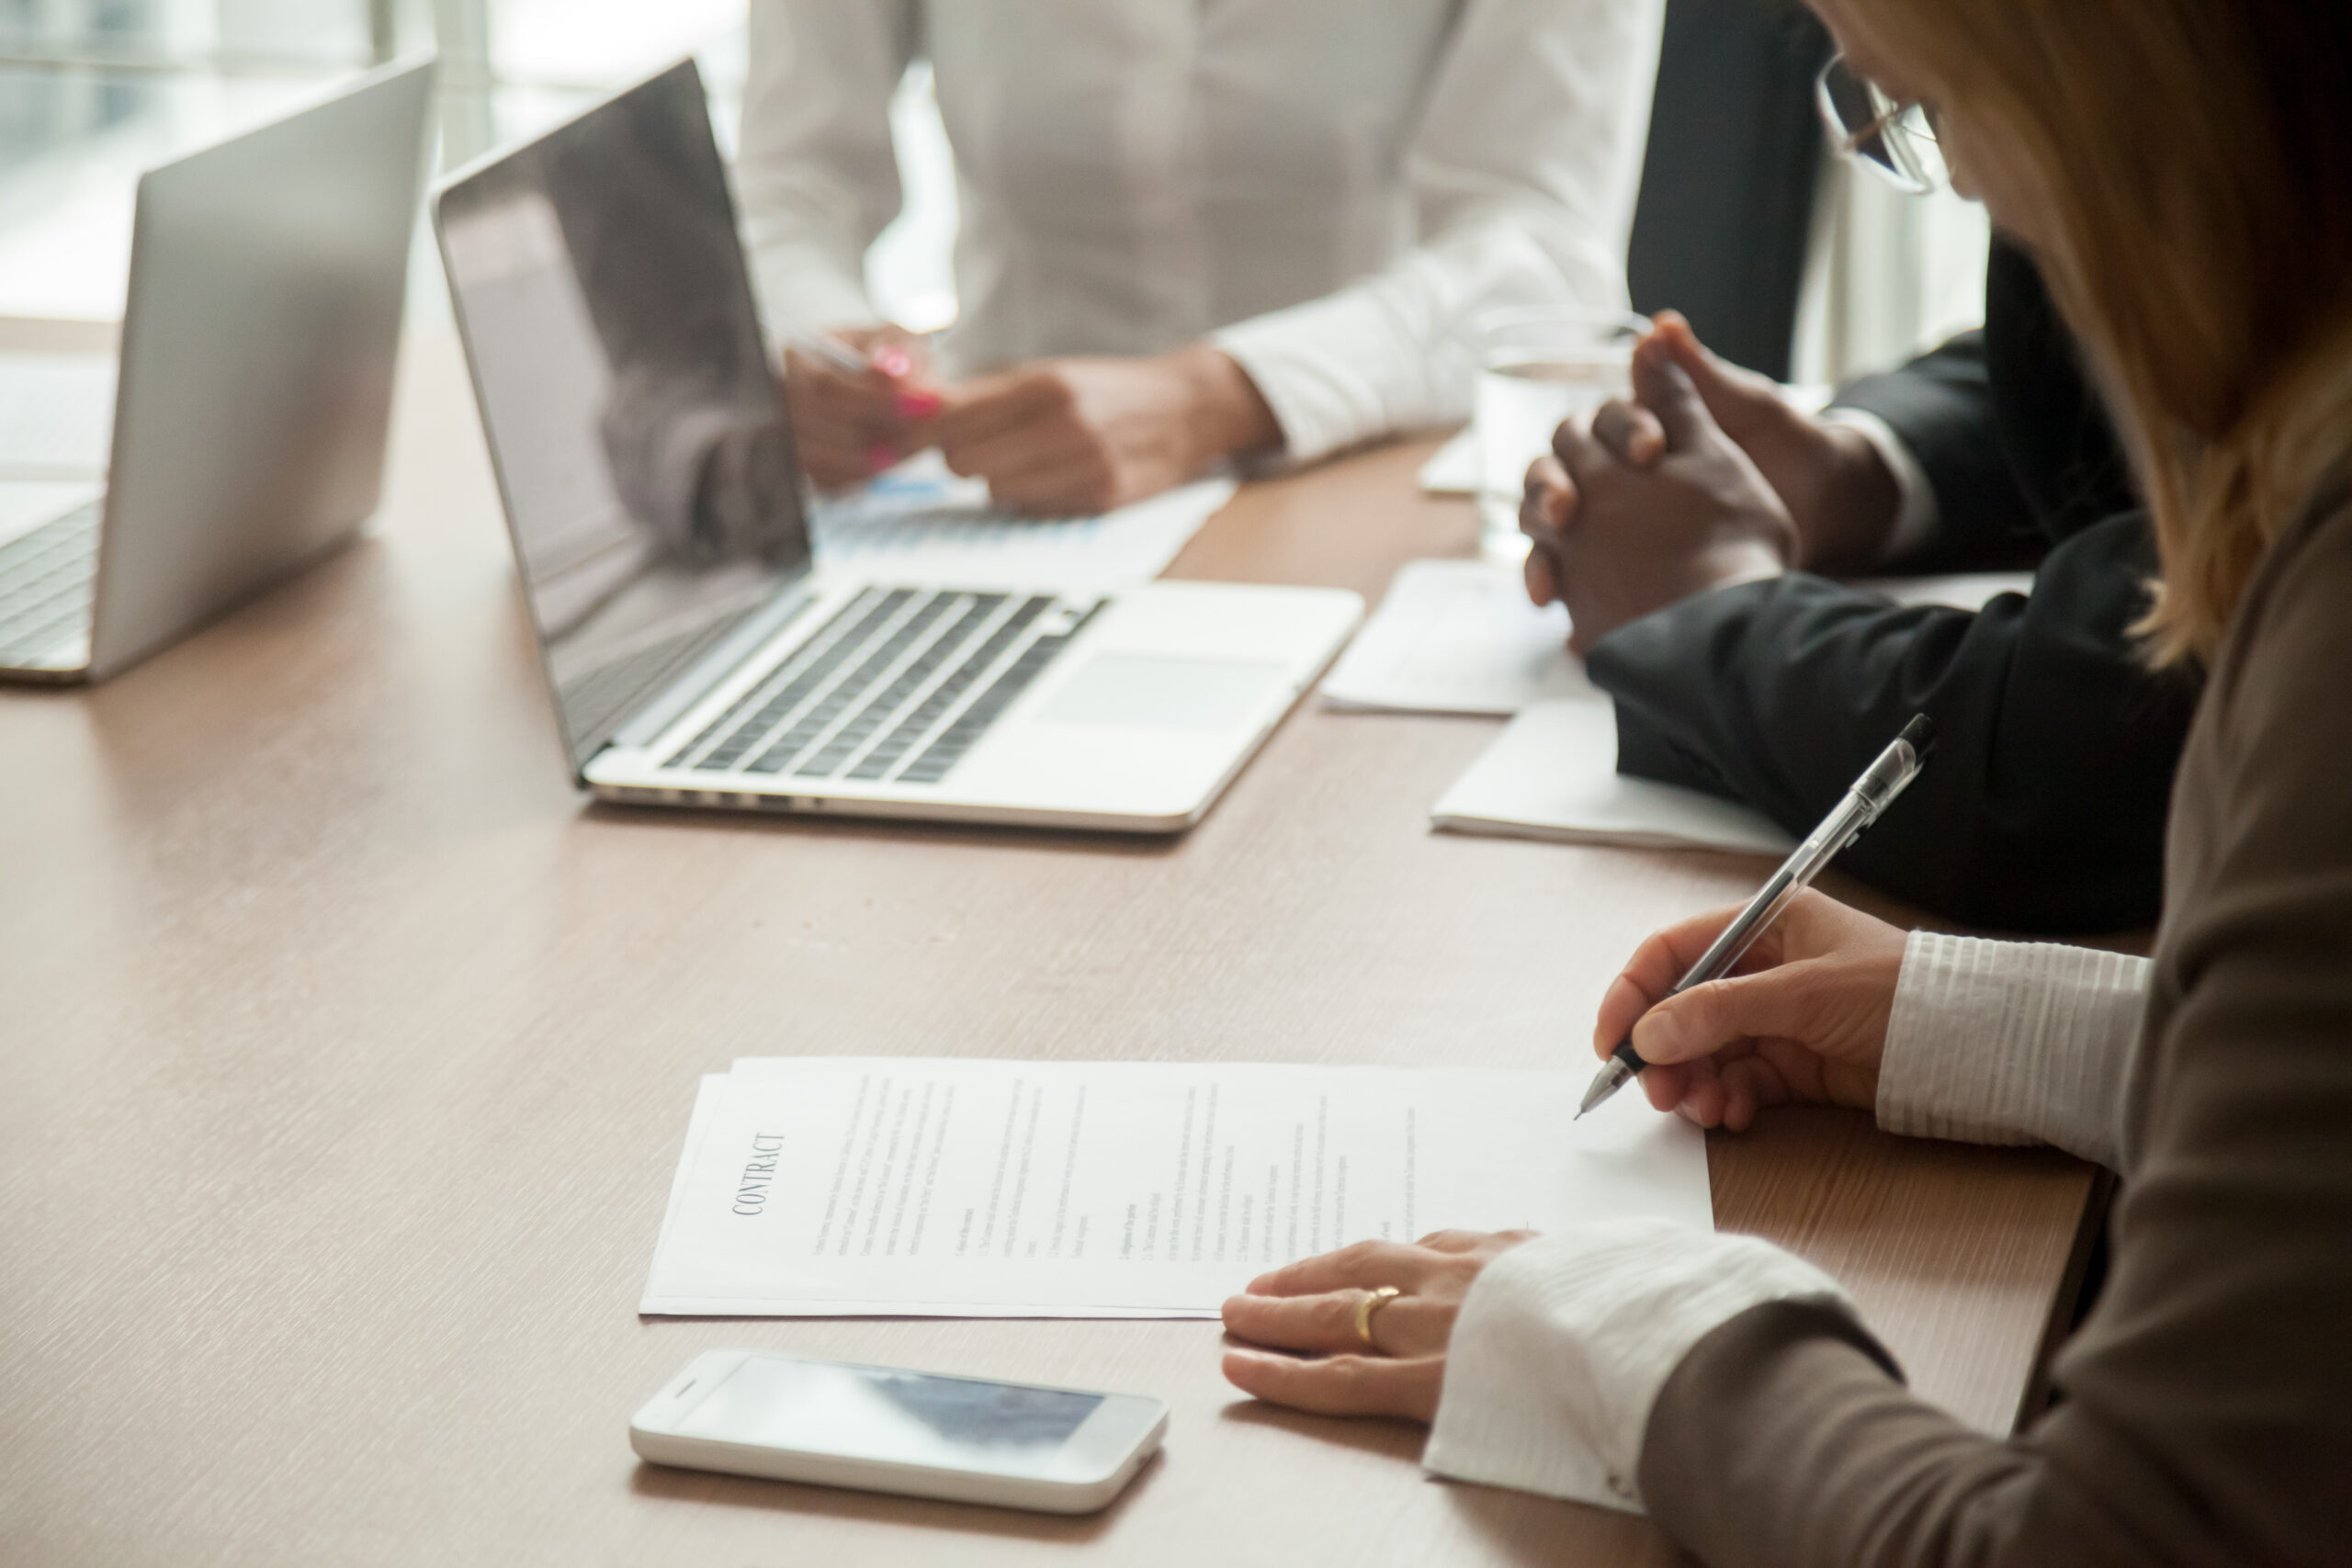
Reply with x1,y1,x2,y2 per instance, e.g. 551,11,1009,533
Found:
640,1056,1711,1319
809,453,1235,588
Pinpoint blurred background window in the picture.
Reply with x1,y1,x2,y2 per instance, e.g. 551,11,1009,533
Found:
0,1,1975,383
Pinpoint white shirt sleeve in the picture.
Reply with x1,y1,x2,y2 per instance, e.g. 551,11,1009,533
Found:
1211,0,1665,463
1424,1219,1861,1514
1819,407,1941,564
736,0,919,349
1875,931,2151,1173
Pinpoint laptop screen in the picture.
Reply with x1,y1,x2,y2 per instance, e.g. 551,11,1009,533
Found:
436,60,812,774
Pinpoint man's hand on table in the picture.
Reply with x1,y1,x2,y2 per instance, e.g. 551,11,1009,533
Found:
1520,312,1905,654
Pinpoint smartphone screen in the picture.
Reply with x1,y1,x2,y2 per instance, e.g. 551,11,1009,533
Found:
672,1356,1107,1475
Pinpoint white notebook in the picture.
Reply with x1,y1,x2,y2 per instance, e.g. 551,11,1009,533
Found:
1432,698,1795,856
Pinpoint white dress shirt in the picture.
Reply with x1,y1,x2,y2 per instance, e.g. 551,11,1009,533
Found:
737,0,1664,462
1426,931,2152,1514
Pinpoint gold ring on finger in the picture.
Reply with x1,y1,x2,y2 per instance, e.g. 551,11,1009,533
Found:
1353,1285,1403,1350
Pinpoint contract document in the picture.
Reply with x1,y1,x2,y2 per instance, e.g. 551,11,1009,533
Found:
640,1058,1711,1318
809,453,1234,588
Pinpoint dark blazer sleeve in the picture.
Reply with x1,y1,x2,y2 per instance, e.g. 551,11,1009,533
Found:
1586,511,2198,933
1833,333,2045,568
1830,241,2135,570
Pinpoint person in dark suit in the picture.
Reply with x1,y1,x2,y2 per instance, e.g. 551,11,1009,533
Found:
1519,237,2197,933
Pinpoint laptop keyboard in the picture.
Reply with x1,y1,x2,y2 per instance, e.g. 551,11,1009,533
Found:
0,501,100,665
662,586,1099,788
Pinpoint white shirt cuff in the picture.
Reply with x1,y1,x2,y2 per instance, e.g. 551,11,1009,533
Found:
1210,296,1445,466
1821,407,1939,564
1876,931,2151,1172
1424,1219,1857,1515
749,247,886,359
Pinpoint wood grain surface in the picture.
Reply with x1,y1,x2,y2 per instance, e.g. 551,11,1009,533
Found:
0,331,2096,1567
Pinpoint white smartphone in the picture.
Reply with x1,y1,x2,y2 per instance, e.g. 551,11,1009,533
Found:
628,1348,1169,1515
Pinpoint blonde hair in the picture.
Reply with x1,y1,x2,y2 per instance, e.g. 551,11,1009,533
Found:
1857,3,2352,666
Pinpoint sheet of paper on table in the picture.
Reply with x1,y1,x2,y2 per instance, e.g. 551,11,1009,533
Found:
0,350,116,480
1321,558,1596,716
1416,427,1481,496
1326,558,2034,718
639,1056,1711,1319
1433,698,1796,856
809,451,1235,587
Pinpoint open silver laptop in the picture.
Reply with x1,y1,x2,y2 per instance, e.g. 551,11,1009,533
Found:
0,56,435,684
435,62,1359,833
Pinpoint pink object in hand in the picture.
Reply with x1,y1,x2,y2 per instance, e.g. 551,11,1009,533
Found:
895,389,944,420
871,345,913,380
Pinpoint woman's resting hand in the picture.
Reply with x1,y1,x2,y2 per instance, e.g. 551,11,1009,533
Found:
1600,889,1905,1131
922,344,1279,516
1220,1231,1536,1422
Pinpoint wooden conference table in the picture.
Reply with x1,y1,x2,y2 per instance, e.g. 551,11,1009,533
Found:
0,331,2099,1567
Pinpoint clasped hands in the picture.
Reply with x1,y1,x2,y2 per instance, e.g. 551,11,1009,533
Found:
1222,891,1907,1421
1519,310,1903,653
784,328,1278,516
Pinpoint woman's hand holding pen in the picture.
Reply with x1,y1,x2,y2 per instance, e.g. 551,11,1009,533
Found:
782,325,944,489
1598,890,1905,1131
1220,890,1905,1424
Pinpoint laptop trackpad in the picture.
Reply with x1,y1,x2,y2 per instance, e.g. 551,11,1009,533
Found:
1036,654,1285,732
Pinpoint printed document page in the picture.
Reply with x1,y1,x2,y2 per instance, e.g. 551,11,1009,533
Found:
640,1058,1710,1318
1321,559,1595,716
809,453,1234,588
1433,698,1796,856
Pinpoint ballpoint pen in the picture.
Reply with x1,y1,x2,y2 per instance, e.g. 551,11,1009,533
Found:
790,333,881,377
1576,713,1940,1119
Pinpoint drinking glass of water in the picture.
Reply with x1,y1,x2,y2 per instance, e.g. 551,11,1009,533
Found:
1473,308,1649,558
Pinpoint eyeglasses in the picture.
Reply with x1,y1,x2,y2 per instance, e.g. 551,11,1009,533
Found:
1815,53,1949,196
